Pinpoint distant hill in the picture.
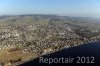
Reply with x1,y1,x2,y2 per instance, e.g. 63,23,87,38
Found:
0,14,100,26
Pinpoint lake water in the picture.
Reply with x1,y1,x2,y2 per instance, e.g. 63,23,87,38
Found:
19,42,100,66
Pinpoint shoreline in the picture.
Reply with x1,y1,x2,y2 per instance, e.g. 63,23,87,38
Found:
13,40,100,66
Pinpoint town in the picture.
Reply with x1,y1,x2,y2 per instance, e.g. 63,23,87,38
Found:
0,15,100,66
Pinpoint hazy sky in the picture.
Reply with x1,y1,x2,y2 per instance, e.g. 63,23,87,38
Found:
0,0,100,17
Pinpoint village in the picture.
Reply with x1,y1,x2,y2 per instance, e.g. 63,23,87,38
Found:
0,15,100,66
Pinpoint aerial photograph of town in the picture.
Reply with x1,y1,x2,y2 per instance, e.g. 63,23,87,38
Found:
0,0,100,66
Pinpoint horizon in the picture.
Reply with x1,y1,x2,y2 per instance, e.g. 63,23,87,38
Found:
0,0,100,18
0,14,100,19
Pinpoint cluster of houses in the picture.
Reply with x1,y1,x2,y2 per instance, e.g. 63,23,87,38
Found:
0,22,100,55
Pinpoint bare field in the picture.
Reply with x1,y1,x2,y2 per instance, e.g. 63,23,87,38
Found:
0,48,37,64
